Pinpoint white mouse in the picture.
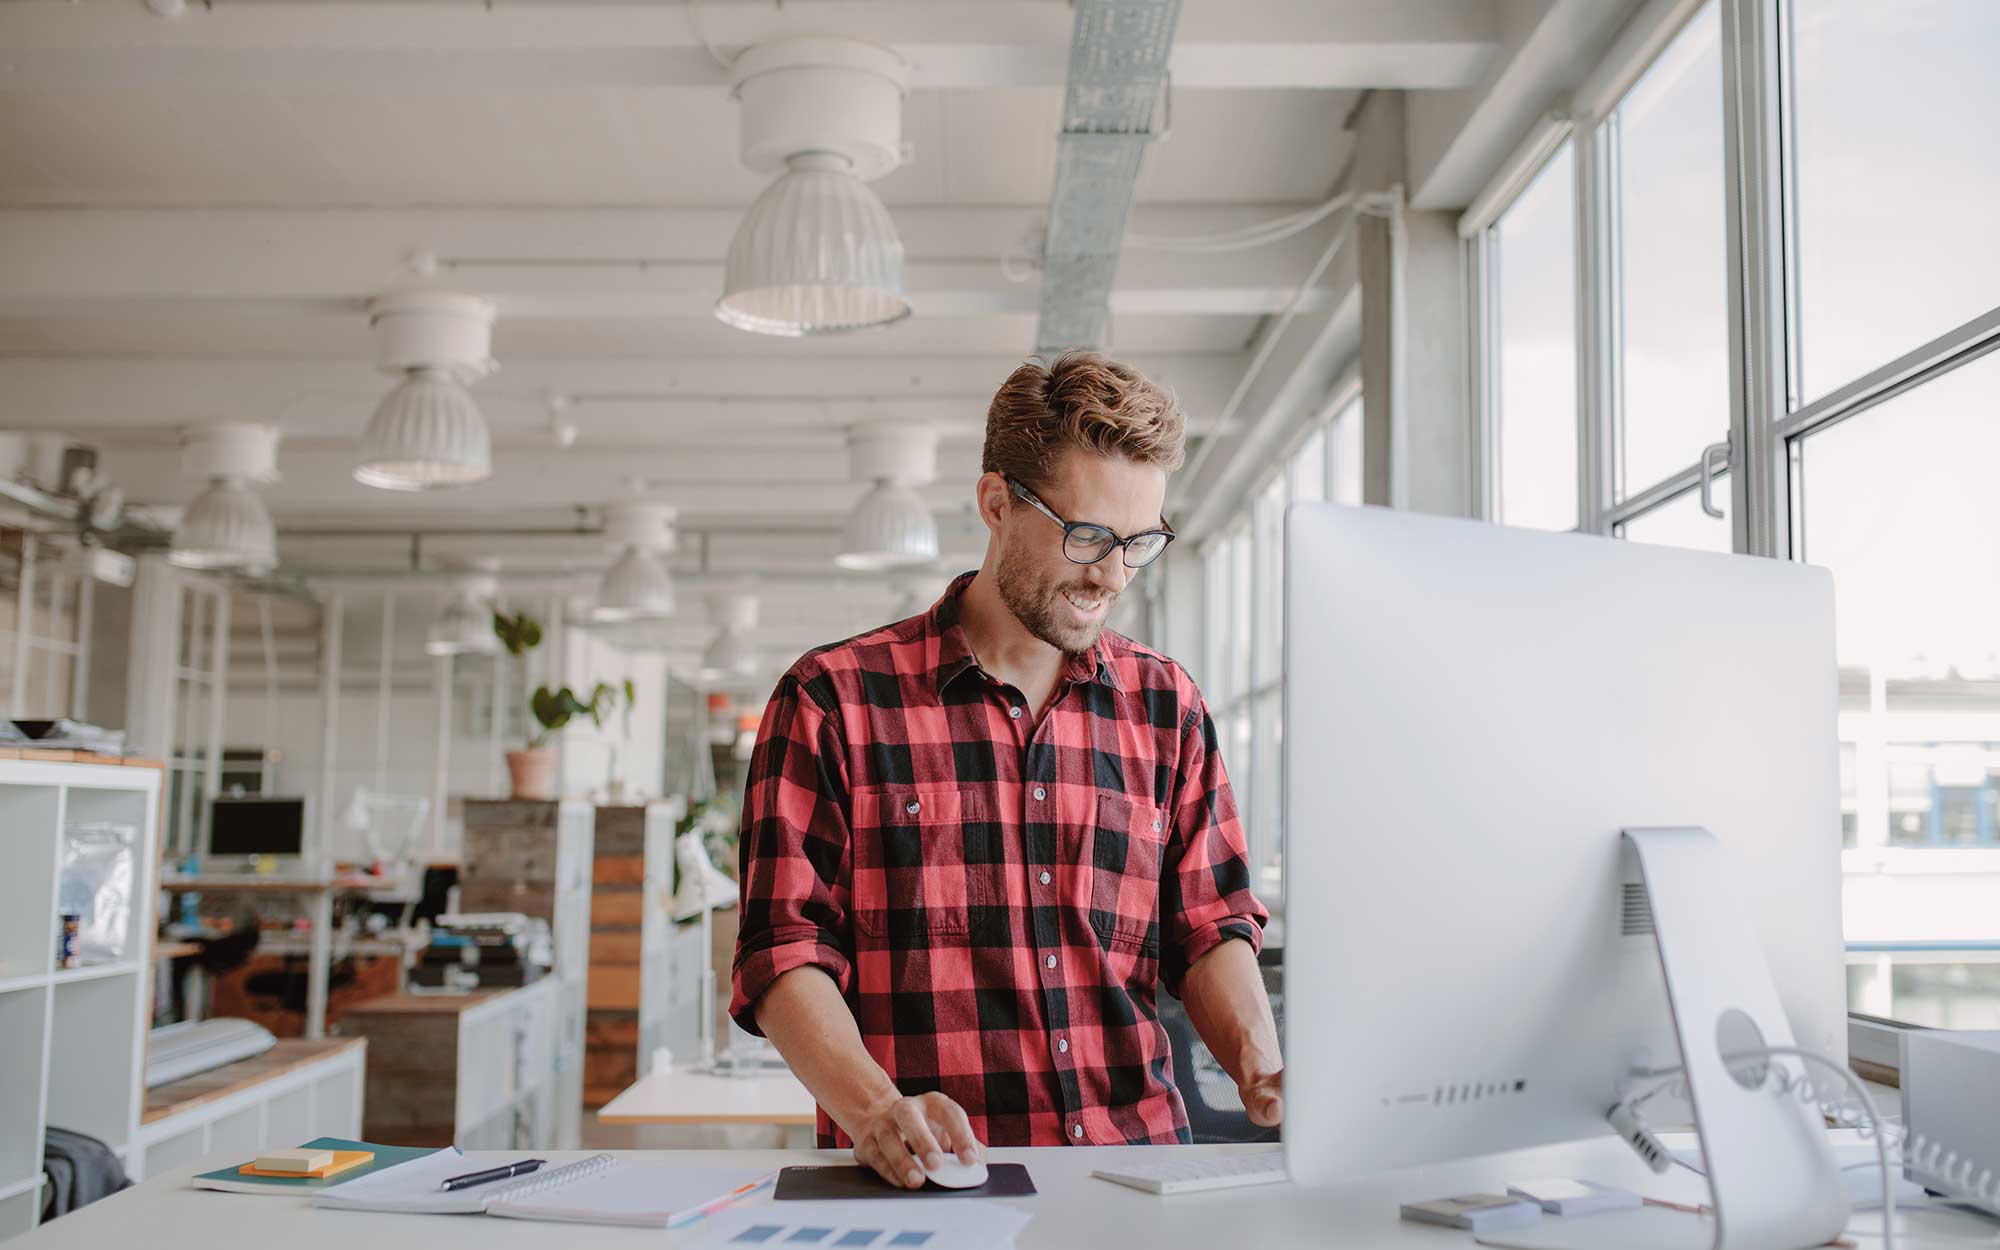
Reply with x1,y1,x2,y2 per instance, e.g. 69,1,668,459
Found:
922,1157,989,1189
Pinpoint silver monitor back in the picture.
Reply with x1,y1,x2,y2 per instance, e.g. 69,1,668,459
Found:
1281,504,1845,1183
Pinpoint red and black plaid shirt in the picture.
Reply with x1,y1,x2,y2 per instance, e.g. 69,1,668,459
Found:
730,572,1267,1148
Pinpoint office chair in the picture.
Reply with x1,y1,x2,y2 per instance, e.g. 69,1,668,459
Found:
1159,953,1283,1144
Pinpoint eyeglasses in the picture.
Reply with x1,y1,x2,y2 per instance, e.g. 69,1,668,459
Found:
1007,478,1176,569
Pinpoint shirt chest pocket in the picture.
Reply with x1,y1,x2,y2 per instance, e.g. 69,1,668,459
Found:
1087,793,1168,955
851,786,1004,944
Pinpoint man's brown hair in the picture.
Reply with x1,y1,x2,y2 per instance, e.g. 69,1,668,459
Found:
981,351,1185,488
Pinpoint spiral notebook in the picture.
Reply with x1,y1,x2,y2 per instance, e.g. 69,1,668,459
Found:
311,1151,775,1227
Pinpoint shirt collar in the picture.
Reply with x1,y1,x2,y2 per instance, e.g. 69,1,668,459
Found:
927,572,1122,698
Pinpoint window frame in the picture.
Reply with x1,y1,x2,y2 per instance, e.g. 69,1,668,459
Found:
1465,0,2000,1041
1197,381,1354,907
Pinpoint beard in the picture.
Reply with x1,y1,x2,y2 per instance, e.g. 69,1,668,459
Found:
995,536,1118,655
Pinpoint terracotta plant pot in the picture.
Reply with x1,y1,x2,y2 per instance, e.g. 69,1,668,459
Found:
505,747,556,800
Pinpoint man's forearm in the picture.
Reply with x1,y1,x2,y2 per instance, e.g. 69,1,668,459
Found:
1180,938,1281,1087
753,965,902,1137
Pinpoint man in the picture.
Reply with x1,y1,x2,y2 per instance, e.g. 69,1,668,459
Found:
731,351,1280,1189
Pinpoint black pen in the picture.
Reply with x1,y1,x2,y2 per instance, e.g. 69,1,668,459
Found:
438,1158,545,1192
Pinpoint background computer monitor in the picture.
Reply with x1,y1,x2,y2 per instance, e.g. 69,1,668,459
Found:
208,796,307,859
1281,504,1846,1184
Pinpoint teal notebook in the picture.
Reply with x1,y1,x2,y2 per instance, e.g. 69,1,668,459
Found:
191,1138,450,1196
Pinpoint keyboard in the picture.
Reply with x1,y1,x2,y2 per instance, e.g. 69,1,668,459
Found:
1091,1150,1288,1195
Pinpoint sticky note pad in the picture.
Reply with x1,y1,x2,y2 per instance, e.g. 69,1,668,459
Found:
239,1150,374,1179
255,1150,334,1174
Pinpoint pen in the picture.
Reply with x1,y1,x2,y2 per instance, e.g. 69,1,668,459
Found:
677,1171,780,1227
439,1158,546,1192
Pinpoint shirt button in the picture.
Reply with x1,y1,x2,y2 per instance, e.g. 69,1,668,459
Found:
1039,871,1051,886
1152,817,1163,832
906,801,921,815
1058,1038,1069,1054
1033,787,1046,801
1008,706,1022,720
1045,954,1057,970
1071,1124,1084,1139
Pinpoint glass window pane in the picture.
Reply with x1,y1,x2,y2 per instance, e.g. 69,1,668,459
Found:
1252,689,1283,889
1227,708,1253,845
1793,1,2000,404
1203,543,1230,703
1329,397,1363,506
1493,142,1579,531
1613,3,1729,497
1615,475,1731,552
1228,525,1252,705
1795,351,2000,1024
1289,429,1326,505
1252,478,1284,688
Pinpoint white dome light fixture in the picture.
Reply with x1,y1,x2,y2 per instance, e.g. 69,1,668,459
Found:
699,592,762,686
836,422,939,571
591,502,677,623
426,567,501,657
170,423,280,572
717,39,913,337
355,292,497,491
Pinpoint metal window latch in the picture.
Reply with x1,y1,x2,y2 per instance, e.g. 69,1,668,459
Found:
1699,439,1731,519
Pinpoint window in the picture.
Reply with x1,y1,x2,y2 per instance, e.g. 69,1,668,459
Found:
1489,143,1580,531
1463,0,2000,1031
1795,351,2000,1026
1791,0,2000,405
1783,0,2000,1026
0,530,91,719
1328,396,1362,506
1609,3,1728,500
1200,400,1344,904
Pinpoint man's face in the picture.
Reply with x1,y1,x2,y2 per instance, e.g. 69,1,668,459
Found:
993,450,1169,654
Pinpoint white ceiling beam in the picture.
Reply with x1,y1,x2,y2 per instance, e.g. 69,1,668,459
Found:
0,1,1496,91
93,442,989,519
0,207,1344,320
0,353,1246,436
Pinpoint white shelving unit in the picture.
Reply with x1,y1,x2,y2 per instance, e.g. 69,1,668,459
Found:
0,758,160,1241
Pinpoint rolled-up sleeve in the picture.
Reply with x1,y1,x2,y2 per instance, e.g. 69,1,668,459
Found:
1159,693,1269,999
729,667,855,1036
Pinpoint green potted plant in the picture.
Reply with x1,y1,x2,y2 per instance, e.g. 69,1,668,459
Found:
492,609,627,800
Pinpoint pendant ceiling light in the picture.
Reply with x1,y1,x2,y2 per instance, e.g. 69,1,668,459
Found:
590,502,677,623
355,292,497,491
836,422,939,571
426,567,500,657
698,592,761,686
717,39,913,337
170,423,280,572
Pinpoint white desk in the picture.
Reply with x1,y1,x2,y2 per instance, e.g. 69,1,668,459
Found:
598,1066,817,1146
16,1141,1991,1249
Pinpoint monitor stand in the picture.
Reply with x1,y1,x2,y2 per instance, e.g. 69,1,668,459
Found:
1479,828,1849,1250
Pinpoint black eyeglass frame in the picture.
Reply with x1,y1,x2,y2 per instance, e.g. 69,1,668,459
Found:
1006,478,1178,569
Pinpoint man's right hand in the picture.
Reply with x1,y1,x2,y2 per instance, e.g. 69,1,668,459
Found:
850,1091,984,1190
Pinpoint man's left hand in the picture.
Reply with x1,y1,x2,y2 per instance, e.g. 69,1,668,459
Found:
1239,1057,1284,1127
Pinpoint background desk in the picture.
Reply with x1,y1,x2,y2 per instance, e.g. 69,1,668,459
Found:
16,1140,1990,1250
157,874,391,1039
597,1066,816,1147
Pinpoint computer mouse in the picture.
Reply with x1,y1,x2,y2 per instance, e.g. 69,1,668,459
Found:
922,1157,989,1189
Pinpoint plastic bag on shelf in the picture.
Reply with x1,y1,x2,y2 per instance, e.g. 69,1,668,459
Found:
58,822,138,965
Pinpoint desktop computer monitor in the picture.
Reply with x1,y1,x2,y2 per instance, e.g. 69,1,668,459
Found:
208,796,307,860
1280,505,1846,1186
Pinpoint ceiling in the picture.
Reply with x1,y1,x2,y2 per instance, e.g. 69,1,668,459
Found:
0,0,1513,659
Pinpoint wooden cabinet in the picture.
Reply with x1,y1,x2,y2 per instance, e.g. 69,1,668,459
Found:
339,983,558,1150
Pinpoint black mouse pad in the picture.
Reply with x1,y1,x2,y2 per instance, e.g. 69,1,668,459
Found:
775,1164,1037,1200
